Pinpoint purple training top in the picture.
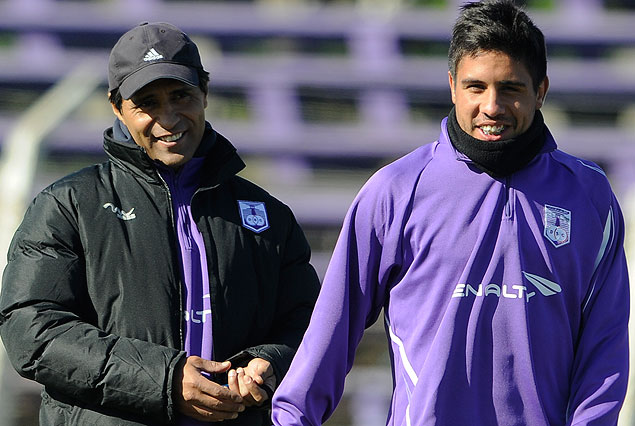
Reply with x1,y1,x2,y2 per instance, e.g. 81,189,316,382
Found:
272,118,630,426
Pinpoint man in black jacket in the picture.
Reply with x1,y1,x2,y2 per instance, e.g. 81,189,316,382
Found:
0,22,320,425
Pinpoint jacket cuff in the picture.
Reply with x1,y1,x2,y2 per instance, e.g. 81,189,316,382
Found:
166,351,188,423
244,344,293,392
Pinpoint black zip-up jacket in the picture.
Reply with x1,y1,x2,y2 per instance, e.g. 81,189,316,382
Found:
0,125,320,425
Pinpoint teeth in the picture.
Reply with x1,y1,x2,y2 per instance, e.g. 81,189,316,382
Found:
481,125,505,136
161,133,183,142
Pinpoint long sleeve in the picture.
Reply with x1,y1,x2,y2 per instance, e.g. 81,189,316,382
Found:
272,169,406,425
566,195,630,425
243,206,322,385
0,191,185,424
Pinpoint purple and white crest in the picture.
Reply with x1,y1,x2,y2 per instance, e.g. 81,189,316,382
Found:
238,200,269,233
544,204,571,248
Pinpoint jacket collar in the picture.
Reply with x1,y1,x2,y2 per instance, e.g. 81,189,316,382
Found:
103,122,245,187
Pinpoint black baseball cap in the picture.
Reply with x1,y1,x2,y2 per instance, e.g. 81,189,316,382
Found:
108,22,204,99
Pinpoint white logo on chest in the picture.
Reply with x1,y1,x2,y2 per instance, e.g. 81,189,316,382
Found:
103,203,136,221
452,271,562,303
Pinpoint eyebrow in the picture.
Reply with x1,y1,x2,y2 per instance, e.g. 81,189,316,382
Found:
461,78,484,86
498,80,527,88
172,87,194,94
130,94,154,105
460,78,527,88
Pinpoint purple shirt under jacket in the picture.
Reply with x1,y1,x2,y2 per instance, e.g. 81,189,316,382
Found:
272,118,630,426
159,159,212,426
159,159,212,360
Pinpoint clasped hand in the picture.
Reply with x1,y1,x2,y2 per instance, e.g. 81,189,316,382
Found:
174,355,276,422
227,357,276,407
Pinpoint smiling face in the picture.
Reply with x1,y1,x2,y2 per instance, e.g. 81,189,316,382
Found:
112,78,208,168
449,50,548,141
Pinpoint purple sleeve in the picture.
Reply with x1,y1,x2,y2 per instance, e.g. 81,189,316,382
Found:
271,171,405,425
566,195,630,425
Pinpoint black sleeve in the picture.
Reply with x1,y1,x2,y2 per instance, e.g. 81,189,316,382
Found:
0,191,185,424
243,205,320,386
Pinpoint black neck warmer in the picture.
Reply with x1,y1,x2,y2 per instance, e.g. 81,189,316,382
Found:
447,107,546,178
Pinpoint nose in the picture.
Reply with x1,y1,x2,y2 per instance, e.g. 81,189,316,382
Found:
481,89,505,118
154,103,180,130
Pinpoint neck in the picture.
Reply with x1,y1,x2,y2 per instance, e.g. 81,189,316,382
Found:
447,108,546,178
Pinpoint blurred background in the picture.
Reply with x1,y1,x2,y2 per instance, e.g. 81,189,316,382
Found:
0,0,634,424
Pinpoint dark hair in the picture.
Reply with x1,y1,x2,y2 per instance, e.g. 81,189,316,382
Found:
109,68,210,111
448,0,547,91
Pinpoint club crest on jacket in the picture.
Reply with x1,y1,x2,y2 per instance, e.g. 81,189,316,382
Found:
238,200,269,233
544,204,571,248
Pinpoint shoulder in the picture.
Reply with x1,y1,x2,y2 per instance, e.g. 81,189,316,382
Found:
12,164,110,252
547,149,614,207
44,162,110,194
338,143,439,235
231,175,284,205
229,175,297,221
19,162,125,237
32,163,108,209
358,143,437,205
549,149,607,179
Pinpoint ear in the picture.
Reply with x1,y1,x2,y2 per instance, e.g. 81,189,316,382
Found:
110,101,124,122
448,71,457,104
535,76,549,109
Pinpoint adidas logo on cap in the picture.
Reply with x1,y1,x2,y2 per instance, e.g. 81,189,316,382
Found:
143,48,163,62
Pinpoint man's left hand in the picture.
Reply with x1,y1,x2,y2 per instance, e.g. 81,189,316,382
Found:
227,357,276,406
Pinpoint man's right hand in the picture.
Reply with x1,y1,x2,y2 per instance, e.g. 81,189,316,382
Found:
173,356,245,422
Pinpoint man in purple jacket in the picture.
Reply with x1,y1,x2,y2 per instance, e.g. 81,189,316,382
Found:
272,1,630,425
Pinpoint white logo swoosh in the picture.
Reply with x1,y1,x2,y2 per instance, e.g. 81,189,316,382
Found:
522,272,561,296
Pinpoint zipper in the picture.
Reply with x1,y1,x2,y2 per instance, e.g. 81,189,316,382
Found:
503,175,513,220
190,186,220,361
156,171,185,350
172,171,194,250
